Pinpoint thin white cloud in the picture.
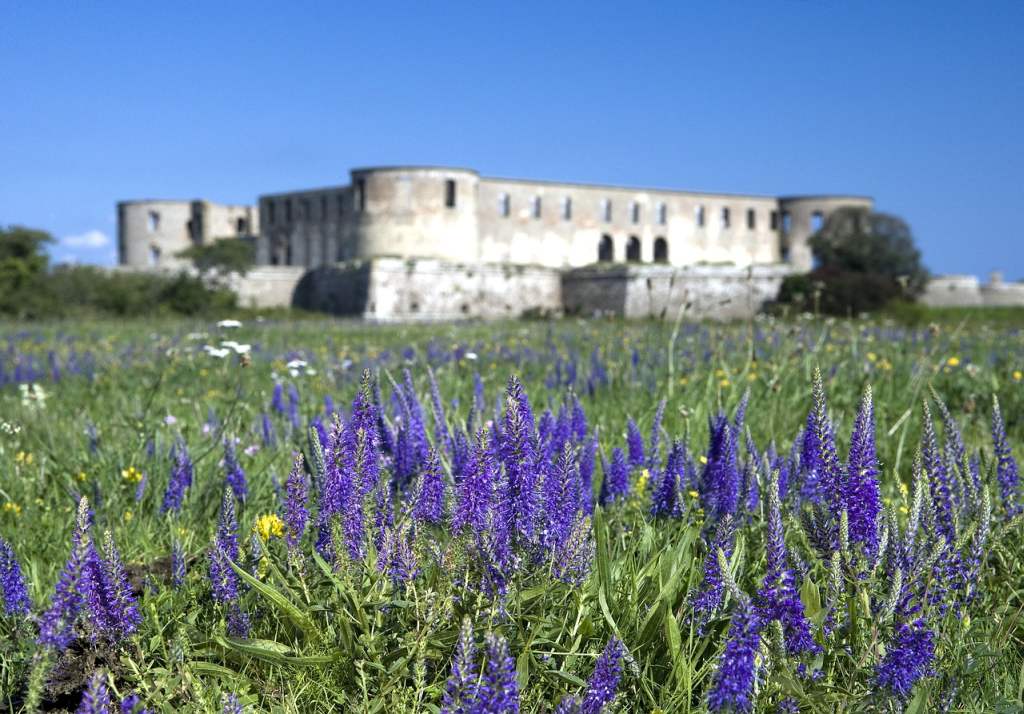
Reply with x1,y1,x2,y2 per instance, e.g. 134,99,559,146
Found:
62,229,111,249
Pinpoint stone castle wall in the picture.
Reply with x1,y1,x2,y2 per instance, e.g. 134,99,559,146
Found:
245,166,872,273
118,199,258,269
562,264,793,320
921,274,1024,308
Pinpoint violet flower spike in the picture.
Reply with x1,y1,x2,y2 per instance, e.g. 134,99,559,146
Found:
0,535,31,615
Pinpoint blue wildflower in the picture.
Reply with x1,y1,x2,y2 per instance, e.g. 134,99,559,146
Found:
223,437,247,503
284,452,309,551
160,442,193,515
77,671,112,714
600,447,630,505
845,386,882,555
626,418,645,467
413,448,446,526
707,600,763,713
875,619,935,700
0,535,31,615
581,637,625,714
992,396,1021,518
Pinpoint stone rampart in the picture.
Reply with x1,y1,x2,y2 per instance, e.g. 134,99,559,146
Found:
561,264,793,320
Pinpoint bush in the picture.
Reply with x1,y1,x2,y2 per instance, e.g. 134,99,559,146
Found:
778,267,906,316
776,208,927,316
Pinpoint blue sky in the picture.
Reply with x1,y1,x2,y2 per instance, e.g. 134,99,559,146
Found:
2,1,1022,277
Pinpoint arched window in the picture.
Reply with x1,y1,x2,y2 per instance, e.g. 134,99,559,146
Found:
653,237,668,263
598,234,614,262
236,217,248,234
811,211,824,232
626,236,641,262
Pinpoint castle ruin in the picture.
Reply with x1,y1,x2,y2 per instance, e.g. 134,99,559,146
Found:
118,166,874,319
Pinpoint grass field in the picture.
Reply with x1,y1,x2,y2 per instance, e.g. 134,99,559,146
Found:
0,314,1022,712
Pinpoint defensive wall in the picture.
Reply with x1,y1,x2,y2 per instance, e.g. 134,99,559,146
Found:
118,199,258,269
250,166,872,274
921,273,1024,308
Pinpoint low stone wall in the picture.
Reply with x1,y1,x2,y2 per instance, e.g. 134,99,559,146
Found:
561,264,793,320
291,258,563,321
228,267,306,309
919,275,984,307
921,274,1024,308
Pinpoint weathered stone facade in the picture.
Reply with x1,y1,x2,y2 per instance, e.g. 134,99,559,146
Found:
118,200,258,268
921,273,1024,308
251,166,872,273
117,165,882,320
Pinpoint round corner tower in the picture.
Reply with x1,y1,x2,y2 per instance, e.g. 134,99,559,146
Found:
777,195,874,272
349,166,480,263
117,200,195,268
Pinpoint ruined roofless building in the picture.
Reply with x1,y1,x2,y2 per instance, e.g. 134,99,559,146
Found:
118,166,871,273
117,200,259,269
256,167,870,272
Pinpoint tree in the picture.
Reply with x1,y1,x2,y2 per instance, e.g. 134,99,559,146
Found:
778,208,928,315
177,238,255,277
808,208,928,295
0,225,54,318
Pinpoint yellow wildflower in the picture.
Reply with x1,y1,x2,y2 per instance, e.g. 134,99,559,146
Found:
946,356,960,367
715,368,726,378
699,455,708,465
255,514,285,542
636,468,650,492
1013,370,1022,382
899,505,909,514
121,466,143,483
77,471,88,482
879,359,893,371
747,373,757,382
719,379,731,388
124,510,133,522
899,482,909,496
14,451,33,465
867,352,878,362
688,490,700,500
2,502,22,516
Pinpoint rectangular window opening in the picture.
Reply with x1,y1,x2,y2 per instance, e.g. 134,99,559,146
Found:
747,208,756,230
445,179,457,208
721,207,731,229
562,197,572,220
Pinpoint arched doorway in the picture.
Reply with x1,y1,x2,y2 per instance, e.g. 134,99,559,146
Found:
626,236,641,262
653,237,668,263
598,234,614,262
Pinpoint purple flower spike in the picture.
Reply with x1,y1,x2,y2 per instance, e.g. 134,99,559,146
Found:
442,617,479,713
413,448,445,526
600,448,630,506
223,437,248,503
283,453,309,550
581,637,625,714
626,418,645,467
39,498,93,650
161,443,193,515
707,601,763,713
875,619,935,700
77,671,112,714
992,396,1021,518
100,531,142,641
844,386,881,555
479,632,520,713
689,516,736,630
757,472,817,655
0,536,31,615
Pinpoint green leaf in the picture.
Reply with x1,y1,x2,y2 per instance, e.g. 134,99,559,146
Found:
227,557,316,637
